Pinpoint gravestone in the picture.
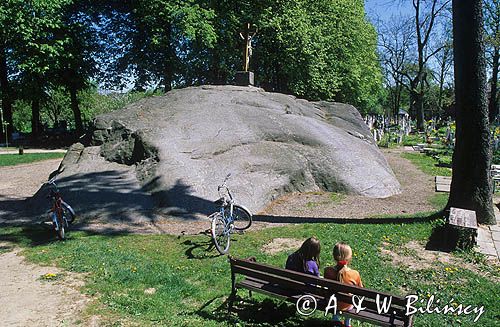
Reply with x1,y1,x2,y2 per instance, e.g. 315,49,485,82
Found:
448,207,478,229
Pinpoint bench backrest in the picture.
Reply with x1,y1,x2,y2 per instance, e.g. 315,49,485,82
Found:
230,257,408,317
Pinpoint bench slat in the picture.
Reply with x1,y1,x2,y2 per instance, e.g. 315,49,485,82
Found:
230,257,407,307
238,278,407,327
241,276,354,305
233,265,407,316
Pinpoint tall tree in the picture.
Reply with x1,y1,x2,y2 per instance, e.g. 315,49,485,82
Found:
434,37,453,113
485,0,500,123
54,0,100,136
255,0,383,113
409,0,450,130
379,16,415,118
448,0,496,224
105,0,216,92
0,0,25,142
14,0,72,138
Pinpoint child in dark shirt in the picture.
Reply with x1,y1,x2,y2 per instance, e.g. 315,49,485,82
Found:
285,237,321,276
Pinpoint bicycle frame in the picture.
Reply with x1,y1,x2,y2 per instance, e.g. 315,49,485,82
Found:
210,173,252,254
217,175,235,227
48,181,66,230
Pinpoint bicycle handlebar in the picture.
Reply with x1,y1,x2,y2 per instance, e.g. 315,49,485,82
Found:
44,177,59,193
218,174,233,202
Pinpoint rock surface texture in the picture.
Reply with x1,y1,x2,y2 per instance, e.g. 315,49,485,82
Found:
29,85,401,221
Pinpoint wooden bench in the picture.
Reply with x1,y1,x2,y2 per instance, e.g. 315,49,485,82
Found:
228,257,413,327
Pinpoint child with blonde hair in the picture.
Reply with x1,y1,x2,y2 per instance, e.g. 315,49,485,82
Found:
324,242,363,327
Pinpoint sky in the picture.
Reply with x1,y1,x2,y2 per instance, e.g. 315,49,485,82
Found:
365,0,414,22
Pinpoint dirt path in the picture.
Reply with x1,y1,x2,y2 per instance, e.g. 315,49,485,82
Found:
0,158,62,224
0,159,62,200
0,244,89,327
0,159,92,326
260,147,436,218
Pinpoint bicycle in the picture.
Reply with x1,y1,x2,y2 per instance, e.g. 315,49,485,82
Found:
45,177,76,240
210,173,252,255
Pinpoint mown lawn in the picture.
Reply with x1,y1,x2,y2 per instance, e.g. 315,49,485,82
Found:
0,152,65,166
401,152,452,177
1,218,498,326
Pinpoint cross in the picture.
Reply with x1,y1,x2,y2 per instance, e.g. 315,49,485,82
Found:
240,23,257,72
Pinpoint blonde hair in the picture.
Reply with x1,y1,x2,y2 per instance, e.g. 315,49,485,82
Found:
332,242,352,283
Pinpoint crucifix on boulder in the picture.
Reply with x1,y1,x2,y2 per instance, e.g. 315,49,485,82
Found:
240,23,257,72
235,23,257,86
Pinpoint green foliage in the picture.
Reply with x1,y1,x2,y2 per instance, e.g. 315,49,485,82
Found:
256,0,383,113
10,87,156,133
78,89,158,121
493,148,500,165
12,100,32,132
3,0,385,137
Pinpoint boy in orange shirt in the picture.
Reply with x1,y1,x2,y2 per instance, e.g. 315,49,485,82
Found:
324,242,363,327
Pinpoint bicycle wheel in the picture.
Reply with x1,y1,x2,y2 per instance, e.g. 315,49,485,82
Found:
61,201,76,224
211,213,231,254
232,204,252,230
55,214,66,240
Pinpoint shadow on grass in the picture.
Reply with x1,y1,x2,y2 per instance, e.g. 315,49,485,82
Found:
426,222,477,252
191,295,333,326
254,210,444,225
182,238,221,260
181,232,244,260
0,223,133,247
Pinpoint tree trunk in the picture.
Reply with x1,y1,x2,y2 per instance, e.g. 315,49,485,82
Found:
489,46,499,123
163,23,174,92
0,42,13,143
438,47,450,113
417,82,425,129
410,81,424,130
448,0,496,224
69,83,83,136
31,99,41,139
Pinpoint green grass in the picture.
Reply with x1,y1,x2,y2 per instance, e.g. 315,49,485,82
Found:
429,193,449,210
401,152,452,177
0,152,65,166
402,134,425,146
329,192,345,203
1,220,498,327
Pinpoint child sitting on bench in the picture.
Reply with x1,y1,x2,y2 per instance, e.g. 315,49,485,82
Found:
324,242,363,327
285,237,321,277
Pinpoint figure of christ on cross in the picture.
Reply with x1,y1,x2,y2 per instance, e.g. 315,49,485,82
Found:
239,23,257,72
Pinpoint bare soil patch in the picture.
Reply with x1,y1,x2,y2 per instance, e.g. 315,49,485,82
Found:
261,238,303,255
380,240,500,282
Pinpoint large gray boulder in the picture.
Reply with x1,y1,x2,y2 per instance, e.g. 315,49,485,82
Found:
30,85,400,221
